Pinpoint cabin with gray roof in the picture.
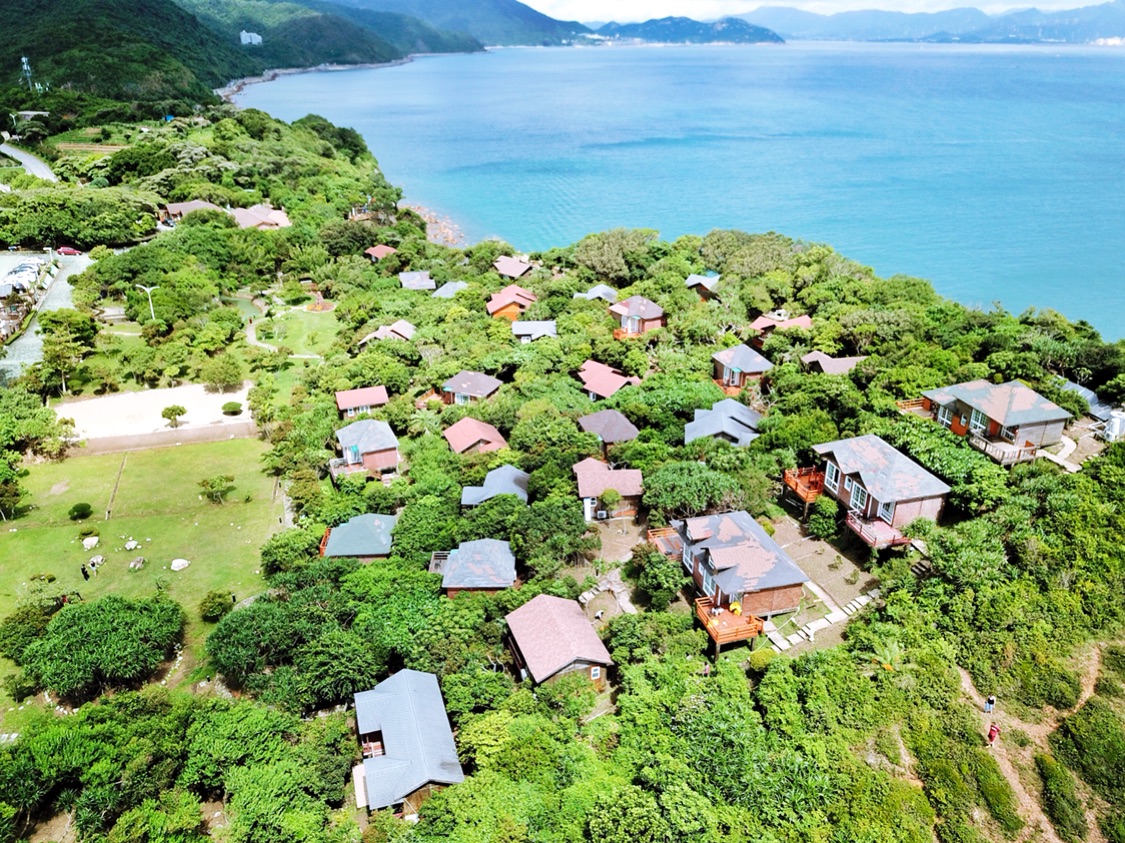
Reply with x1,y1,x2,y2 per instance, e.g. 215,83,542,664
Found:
671,510,809,619
712,344,773,391
811,434,950,549
685,398,762,447
685,273,721,301
353,670,464,814
432,280,469,299
917,379,1071,464
578,409,639,454
801,350,867,376
331,419,400,481
321,513,397,561
399,270,436,291
430,538,517,597
1061,379,1116,423
512,320,557,343
574,284,618,303
505,595,613,689
461,465,530,507
442,370,503,405
608,296,665,337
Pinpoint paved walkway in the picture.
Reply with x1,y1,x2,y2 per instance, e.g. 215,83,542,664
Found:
766,585,882,652
0,142,57,182
1037,434,1081,473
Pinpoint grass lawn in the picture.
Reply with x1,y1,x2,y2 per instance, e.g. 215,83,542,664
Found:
263,308,338,357
0,439,283,729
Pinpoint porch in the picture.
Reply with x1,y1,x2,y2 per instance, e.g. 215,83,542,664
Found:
895,398,932,419
694,596,764,645
428,551,450,575
646,526,683,557
613,327,642,340
713,379,743,397
782,467,824,504
328,457,367,482
968,433,1037,465
845,512,912,549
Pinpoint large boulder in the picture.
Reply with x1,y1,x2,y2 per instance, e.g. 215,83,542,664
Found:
170,558,191,572
128,556,145,571
82,536,99,550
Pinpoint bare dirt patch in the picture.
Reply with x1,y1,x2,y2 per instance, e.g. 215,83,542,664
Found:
56,382,252,440
773,516,879,607
46,481,69,496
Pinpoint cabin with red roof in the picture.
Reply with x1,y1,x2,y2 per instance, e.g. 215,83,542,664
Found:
577,360,640,400
335,386,389,419
505,595,613,689
749,312,813,349
486,285,537,321
443,417,507,455
573,458,643,522
609,296,665,339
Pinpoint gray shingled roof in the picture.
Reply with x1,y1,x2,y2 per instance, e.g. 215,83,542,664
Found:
355,670,464,810
442,370,503,398
812,434,951,503
512,320,557,341
324,513,397,557
684,399,762,447
675,510,808,596
336,419,399,456
432,281,469,299
921,380,1071,427
441,539,516,590
461,465,530,506
712,344,773,375
1061,380,1116,422
578,409,640,444
573,284,618,303
686,273,720,293
609,295,664,320
399,270,436,291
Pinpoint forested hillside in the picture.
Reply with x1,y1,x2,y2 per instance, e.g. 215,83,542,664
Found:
2,101,1125,843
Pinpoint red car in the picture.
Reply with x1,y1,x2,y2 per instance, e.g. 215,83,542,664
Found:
56,246,82,256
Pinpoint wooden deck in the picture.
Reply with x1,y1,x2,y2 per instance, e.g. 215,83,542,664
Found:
783,467,825,504
895,398,931,418
845,512,912,549
613,327,641,340
695,596,764,645
713,379,742,397
647,526,682,557
328,458,367,481
968,434,1037,465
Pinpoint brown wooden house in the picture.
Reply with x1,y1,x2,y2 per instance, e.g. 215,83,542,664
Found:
505,594,613,689
711,344,773,392
572,457,643,522
486,284,537,321
429,538,516,598
609,296,665,339
807,434,950,549
330,420,400,481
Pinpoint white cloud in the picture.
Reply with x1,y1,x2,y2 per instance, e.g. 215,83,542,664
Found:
529,0,1091,23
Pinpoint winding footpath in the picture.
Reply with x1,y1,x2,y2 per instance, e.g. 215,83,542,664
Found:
0,142,57,182
957,645,1104,843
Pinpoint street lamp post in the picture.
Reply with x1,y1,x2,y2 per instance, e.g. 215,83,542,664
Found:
135,284,158,322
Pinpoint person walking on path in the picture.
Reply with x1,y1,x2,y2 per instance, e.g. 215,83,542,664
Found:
987,723,1001,747
985,693,996,713
80,564,90,581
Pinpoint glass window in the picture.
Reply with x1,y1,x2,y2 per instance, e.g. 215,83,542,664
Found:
843,476,853,491
878,499,895,523
824,462,840,492
937,405,953,427
590,666,601,680
970,408,988,432
851,484,868,512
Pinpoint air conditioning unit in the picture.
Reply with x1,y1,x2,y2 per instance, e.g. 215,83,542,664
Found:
596,510,608,521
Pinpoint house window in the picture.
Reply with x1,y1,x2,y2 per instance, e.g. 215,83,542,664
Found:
626,316,640,333
843,476,853,492
850,484,868,512
346,407,356,418
455,393,470,406
878,499,895,524
590,666,601,680
824,462,840,493
1000,426,1016,442
969,409,988,433
702,563,716,597
937,405,953,427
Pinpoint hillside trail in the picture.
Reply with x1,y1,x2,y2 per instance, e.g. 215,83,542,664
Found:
957,644,1104,843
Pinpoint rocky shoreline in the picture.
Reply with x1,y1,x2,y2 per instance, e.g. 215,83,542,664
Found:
215,58,414,102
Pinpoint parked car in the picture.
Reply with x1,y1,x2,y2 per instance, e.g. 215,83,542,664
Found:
56,246,82,256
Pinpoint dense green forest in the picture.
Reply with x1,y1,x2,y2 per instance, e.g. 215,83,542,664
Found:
3,95,1125,843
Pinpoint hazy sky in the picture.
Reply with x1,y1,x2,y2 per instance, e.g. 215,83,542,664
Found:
527,0,1088,21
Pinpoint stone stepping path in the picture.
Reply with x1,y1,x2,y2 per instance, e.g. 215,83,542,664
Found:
770,587,883,652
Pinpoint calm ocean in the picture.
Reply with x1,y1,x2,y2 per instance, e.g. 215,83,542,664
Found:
236,43,1125,338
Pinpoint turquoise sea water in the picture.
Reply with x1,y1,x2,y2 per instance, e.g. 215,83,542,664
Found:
236,43,1125,338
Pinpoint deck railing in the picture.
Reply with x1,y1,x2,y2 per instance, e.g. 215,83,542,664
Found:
613,327,639,340
845,512,912,549
968,434,1037,465
694,596,764,644
646,526,682,557
783,467,825,503
713,379,742,397
428,551,451,575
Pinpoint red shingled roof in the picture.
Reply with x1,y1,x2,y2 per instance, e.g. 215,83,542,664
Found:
486,284,537,315
443,417,507,454
505,594,612,684
335,386,389,412
493,256,533,279
577,360,641,399
572,458,644,498
364,245,397,260
750,314,813,332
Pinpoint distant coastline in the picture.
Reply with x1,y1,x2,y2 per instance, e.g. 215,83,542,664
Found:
216,58,415,102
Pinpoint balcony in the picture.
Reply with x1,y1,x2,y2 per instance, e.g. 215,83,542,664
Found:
428,550,451,575
845,512,912,549
895,398,931,419
694,596,764,645
646,526,682,558
783,467,825,504
968,434,1037,466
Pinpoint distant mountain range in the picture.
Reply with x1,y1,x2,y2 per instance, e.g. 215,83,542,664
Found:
737,0,1125,43
597,17,784,44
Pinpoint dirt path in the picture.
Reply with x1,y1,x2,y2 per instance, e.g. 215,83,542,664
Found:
957,644,1105,843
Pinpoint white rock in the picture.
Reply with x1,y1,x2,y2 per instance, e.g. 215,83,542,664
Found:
82,536,99,550
170,558,191,571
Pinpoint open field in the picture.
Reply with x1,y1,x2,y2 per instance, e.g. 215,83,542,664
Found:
0,439,283,728
261,307,338,356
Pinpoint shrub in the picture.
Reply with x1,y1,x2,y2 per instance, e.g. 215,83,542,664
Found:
199,590,234,623
1035,753,1088,843
78,525,99,538
1102,814,1125,843
1051,698,1125,806
806,496,838,540
972,752,1023,835
747,646,777,673
222,401,243,416
68,502,93,520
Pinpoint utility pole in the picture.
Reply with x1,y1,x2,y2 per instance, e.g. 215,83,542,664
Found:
136,284,159,322
20,58,33,93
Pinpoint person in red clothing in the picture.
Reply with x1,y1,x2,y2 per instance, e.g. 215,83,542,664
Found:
987,723,1001,747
